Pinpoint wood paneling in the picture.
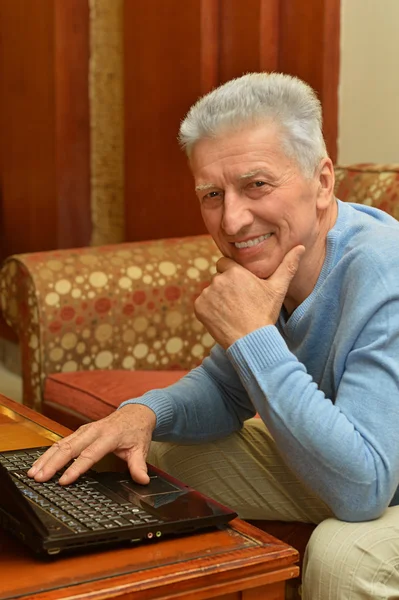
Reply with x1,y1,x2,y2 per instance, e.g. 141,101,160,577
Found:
123,0,280,243
0,0,91,260
279,0,340,161
200,0,281,92
219,0,279,82
259,0,280,72
124,0,207,242
54,0,92,248
200,0,220,93
0,0,56,257
0,0,340,252
124,0,340,243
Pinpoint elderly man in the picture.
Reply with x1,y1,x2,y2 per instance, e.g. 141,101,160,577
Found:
28,73,399,599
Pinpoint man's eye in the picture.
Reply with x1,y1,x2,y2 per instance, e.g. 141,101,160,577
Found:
201,190,223,205
200,190,223,208
246,181,273,194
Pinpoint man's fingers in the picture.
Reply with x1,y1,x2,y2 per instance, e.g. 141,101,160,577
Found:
125,448,150,484
28,436,85,480
58,436,117,484
28,425,111,483
27,443,64,476
269,245,305,289
216,256,238,273
26,404,156,486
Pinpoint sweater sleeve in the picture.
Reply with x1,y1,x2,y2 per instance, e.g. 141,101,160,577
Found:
119,344,256,442
227,294,399,522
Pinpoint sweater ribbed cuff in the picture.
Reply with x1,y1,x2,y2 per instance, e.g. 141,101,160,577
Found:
119,394,174,437
226,325,292,383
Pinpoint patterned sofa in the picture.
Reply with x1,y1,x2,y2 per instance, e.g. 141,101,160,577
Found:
1,163,399,599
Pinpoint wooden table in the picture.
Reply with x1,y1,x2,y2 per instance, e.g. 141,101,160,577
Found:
0,394,299,600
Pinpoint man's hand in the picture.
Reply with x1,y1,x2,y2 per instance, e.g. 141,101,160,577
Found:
27,404,156,485
194,245,305,348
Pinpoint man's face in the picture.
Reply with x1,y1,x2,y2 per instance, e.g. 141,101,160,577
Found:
190,123,326,280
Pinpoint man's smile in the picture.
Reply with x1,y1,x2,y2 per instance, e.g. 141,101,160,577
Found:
232,233,273,249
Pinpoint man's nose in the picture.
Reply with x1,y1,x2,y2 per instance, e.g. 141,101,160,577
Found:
221,191,253,235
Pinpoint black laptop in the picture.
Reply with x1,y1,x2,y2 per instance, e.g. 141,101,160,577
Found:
0,446,237,557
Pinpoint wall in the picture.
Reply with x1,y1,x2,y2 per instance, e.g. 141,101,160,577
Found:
338,0,399,164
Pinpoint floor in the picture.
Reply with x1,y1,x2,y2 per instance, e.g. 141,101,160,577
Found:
0,363,23,403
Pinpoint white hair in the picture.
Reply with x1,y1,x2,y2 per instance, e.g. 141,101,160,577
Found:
179,72,328,177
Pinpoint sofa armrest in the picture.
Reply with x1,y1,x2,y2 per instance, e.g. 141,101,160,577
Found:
0,235,220,411
334,163,399,219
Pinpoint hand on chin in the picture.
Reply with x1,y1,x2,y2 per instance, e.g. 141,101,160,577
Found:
194,246,304,348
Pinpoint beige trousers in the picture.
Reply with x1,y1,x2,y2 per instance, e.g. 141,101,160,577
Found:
148,418,399,600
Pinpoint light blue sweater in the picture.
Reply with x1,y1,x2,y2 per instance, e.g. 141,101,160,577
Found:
121,200,399,522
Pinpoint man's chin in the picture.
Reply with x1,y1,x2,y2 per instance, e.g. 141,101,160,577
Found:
237,259,275,280
250,267,274,280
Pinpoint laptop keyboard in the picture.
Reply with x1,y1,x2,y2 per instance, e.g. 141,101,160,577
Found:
0,448,161,534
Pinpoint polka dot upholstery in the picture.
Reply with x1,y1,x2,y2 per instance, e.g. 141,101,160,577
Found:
334,163,399,218
1,164,398,414
0,235,220,411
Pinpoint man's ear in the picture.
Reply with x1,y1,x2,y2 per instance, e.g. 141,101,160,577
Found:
315,158,335,210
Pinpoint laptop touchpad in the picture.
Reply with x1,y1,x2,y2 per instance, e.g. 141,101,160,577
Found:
121,476,181,497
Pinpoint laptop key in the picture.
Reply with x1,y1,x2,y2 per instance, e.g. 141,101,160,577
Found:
129,518,146,525
113,518,132,527
89,523,106,531
143,517,160,524
74,526,89,533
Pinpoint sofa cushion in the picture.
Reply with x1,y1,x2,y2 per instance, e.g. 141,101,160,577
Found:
44,370,188,422
334,163,399,218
